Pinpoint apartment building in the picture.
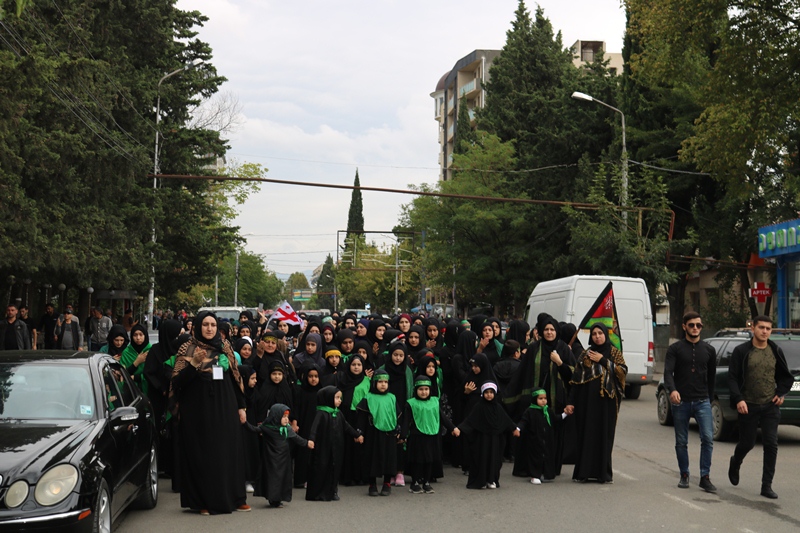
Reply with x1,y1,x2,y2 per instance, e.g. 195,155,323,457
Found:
432,41,621,181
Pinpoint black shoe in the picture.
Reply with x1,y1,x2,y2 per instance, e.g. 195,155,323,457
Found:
332,493,340,501
409,483,423,494
368,485,379,497
423,483,435,494
761,486,778,499
380,484,391,496
699,476,717,493
728,456,740,486
678,474,689,489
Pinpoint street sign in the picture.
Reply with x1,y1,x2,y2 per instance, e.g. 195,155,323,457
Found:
292,289,313,302
749,282,772,303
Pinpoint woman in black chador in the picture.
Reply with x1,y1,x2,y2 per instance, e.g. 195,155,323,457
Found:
170,311,249,514
306,386,363,501
565,323,627,483
292,360,321,489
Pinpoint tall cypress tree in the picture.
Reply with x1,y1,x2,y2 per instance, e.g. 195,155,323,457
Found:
454,96,477,154
346,169,364,236
316,254,336,310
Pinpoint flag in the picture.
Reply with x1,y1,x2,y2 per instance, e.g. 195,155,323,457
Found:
272,300,302,326
578,281,622,352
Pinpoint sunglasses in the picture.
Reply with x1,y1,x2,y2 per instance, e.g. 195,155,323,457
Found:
686,323,703,329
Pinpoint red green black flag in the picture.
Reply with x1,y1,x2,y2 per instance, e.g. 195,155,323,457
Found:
578,281,622,351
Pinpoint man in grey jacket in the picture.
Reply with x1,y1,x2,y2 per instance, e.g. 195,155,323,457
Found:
1,304,31,350
89,307,113,351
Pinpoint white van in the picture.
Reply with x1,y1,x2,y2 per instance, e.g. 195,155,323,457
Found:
523,275,654,399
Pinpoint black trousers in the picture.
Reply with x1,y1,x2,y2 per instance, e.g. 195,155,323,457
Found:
733,402,780,487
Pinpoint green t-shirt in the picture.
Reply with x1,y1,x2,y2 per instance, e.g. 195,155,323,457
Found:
743,345,776,404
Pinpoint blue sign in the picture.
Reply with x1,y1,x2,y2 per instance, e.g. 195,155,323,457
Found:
758,218,800,258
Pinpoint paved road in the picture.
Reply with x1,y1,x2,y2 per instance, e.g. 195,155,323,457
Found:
114,384,800,533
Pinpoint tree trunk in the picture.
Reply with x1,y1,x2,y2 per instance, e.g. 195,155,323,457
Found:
667,276,688,339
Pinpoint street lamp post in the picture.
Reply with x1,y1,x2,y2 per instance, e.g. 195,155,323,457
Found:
571,91,628,219
148,59,203,329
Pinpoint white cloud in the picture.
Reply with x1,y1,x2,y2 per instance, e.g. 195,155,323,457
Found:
177,0,627,282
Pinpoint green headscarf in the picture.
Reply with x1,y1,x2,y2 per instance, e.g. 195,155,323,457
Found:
529,388,551,426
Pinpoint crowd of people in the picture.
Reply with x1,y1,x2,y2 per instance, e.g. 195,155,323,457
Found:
134,308,628,514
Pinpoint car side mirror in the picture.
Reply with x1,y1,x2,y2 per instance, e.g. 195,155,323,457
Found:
110,406,139,427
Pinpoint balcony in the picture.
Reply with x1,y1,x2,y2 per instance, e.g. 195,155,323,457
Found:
459,79,478,97
468,109,476,123
447,123,454,141
447,96,455,115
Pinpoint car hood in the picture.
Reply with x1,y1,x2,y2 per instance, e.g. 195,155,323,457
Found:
0,420,98,484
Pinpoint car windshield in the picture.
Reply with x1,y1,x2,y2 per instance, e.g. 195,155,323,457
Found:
0,363,95,420
775,339,800,373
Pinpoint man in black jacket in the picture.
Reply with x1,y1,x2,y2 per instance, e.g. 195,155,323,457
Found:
664,311,717,492
727,315,794,499
0,304,31,350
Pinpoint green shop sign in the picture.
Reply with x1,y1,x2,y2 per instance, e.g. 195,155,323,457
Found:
758,218,800,258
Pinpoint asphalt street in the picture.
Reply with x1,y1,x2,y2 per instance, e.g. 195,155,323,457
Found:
114,383,800,533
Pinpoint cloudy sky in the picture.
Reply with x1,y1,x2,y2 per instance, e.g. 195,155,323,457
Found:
176,0,627,280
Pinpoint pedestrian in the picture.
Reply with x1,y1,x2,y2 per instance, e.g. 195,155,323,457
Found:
55,308,83,351
664,311,717,492
89,307,113,351
306,386,363,501
246,403,313,508
357,370,399,496
102,325,129,359
18,306,37,349
38,303,58,349
120,323,152,395
727,315,794,499
404,376,456,494
170,310,249,514
292,361,321,489
516,388,554,484
1,303,31,350
565,323,627,484
381,338,414,487
338,354,371,486
455,382,519,489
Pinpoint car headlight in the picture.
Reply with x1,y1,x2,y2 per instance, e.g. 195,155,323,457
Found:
5,480,29,508
34,464,79,506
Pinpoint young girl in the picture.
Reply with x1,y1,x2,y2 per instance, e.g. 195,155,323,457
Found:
255,360,294,425
456,382,519,489
338,355,371,486
320,348,342,387
306,386,363,501
404,377,455,494
120,323,151,395
292,361,321,489
356,370,398,496
381,339,414,487
515,389,554,484
247,403,313,507
293,333,324,369
240,365,260,494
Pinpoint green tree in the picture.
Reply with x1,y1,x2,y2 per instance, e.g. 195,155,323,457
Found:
214,251,282,308
454,95,477,154
346,169,364,236
316,254,336,311
0,0,235,309
284,272,310,308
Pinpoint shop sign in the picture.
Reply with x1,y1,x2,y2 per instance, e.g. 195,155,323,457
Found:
758,218,800,258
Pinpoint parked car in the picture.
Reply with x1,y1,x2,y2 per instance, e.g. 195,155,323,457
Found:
656,330,800,440
0,351,158,532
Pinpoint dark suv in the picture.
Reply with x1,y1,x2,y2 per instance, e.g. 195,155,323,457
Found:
656,330,800,441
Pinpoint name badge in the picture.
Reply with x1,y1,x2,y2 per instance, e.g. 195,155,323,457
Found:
212,365,223,380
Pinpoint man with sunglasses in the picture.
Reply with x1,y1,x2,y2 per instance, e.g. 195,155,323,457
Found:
728,315,793,499
664,311,717,492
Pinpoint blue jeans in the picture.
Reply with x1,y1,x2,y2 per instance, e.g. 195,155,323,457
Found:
671,398,714,477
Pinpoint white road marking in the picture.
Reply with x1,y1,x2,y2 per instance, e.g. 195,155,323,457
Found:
662,492,705,511
613,470,637,481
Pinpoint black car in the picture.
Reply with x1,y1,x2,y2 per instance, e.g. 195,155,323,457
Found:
656,332,800,441
0,351,158,532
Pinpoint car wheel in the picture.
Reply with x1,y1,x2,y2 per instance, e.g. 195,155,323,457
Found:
711,399,734,441
657,388,673,426
92,479,112,533
135,443,158,509
625,384,642,400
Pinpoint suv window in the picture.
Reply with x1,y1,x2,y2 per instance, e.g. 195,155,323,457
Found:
705,338,728,366
102,365,124,412
109,362,135,405
719,338,747,367
773,338,800,372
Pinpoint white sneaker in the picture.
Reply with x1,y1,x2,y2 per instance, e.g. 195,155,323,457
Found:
487,482,497,489
531,478,542,485
245,483,255,493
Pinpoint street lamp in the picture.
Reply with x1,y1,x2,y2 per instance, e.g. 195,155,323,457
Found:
148,59,204,329
571,91,628,218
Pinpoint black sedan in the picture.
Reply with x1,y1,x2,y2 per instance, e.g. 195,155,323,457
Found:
0,351,158,532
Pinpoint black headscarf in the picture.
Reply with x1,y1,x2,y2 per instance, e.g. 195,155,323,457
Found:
336,328,355,354
298,360,322,393
256,359,293,420
406,325,425,353
317,385,339,409
505,320,530,346
467,352,496,389
128,323,149,353
588,323,612,358
559,321,585,356
156,319,182,356
414,354,440,397
537,316,561,355
366,319,386,346
144,319,183,396
193,310,223,351
106,325,129,356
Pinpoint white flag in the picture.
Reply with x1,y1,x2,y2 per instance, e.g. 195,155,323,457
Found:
272,300,302,326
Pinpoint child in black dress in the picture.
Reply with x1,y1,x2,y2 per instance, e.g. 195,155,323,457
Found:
455,382,519,489
306,386,363,501
516,388,554,484
357,369,399,496
246,403,312,508
404,377,456,494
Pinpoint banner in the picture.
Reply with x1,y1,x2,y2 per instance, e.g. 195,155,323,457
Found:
578,281,622,351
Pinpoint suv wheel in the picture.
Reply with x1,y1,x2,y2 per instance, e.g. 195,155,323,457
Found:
657,388,673,426
711,399,735,441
